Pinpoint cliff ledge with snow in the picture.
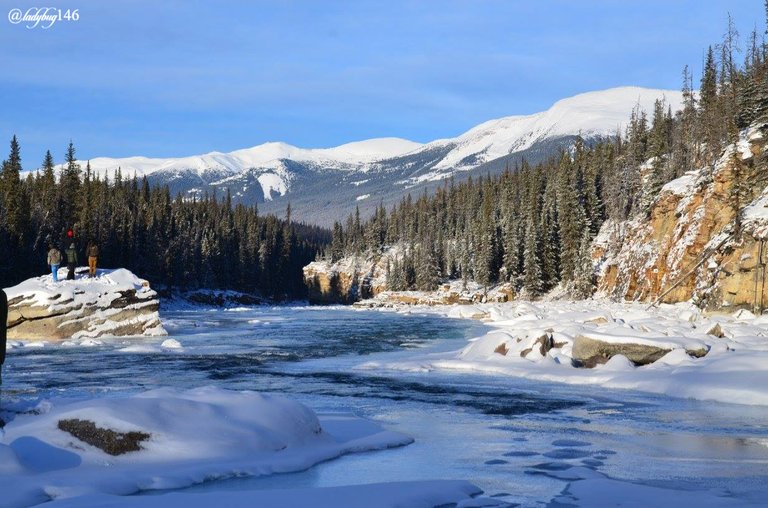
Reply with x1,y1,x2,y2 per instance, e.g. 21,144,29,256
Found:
5,268,166,340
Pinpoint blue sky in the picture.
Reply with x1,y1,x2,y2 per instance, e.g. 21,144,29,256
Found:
0,0,763,165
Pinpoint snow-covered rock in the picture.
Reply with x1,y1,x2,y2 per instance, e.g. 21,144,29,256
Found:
5,268,166,340
0,386,418,507
571,332,708,367
594,123,768,310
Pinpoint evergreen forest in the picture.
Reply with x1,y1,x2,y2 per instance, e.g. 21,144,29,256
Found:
325,10,768,297
0,140,328,298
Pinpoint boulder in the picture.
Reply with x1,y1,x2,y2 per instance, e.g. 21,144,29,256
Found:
5,268,166,341
57,419,150,456
572,334,708,368
520,333,553,358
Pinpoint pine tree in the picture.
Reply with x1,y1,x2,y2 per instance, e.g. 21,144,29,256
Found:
1,135,26,240
700,46,720,162
522,214,543,296
61,140,81,231
330,221,344,262
642,99,669,215
571,229,595,299
557,153,586,281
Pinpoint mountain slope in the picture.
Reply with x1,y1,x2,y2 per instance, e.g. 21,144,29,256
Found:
42,87,683,226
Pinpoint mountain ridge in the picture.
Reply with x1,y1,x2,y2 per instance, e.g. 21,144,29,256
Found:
36,86,684,225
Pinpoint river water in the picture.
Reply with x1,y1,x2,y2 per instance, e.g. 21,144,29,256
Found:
4,305,768,506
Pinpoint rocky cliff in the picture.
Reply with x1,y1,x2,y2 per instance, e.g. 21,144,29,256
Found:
303,248,396,304
593,123,768,310
303,246,516,305
5,268,167,340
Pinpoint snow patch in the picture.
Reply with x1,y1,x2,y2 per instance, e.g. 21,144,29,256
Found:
0,387,415,507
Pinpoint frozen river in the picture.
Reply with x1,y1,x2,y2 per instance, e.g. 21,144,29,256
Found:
4,305,768,506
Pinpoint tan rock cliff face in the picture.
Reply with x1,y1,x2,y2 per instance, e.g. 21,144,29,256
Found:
303,247,516,306
303,249,394,304
594,124,768,310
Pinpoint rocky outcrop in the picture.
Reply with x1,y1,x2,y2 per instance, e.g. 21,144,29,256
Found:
353,283,516,308
5,268,166,341
594,123,768,311
304,245,516,305
303,246,404,304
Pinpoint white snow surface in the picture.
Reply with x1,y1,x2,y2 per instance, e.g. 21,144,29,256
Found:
0,387,423,508
358,299,768,406
421,86,684,176
5,268,150,306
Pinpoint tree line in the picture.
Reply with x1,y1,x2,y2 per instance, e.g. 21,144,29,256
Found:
326,7,768,298
0,140,329,298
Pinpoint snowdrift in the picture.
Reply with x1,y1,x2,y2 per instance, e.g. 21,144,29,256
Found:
359,299,768,406
0,387,424,507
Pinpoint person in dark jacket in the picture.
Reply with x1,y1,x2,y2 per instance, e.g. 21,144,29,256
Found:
86,240,99,278
65,243,78,280
1,288,7,386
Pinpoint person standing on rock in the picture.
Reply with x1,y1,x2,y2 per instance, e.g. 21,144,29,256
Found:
47,244,62,283
65,243,78,280
86,240,99,278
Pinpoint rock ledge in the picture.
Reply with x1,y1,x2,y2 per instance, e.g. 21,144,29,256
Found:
5,268,166,340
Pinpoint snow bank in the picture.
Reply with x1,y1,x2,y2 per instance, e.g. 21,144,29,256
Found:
359,300,768,406
0,387,417,507
4,268,166,340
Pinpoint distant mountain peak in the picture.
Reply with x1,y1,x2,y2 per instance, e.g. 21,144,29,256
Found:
36,86,684,226
423,86,684,173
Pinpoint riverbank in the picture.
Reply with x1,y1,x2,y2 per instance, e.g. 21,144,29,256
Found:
355,298,768,406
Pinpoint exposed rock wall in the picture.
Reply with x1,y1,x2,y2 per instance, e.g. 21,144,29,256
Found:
594,124,768,310
303,246,516,305
303,247,398,304
5,268,166,340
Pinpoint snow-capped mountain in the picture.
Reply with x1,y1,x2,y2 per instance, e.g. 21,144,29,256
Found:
45,87,683,226
407,87,684,184
79,137,424,179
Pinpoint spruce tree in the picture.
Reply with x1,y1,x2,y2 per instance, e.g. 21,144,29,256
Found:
61,141,81,231
571,229,596,299
700,46,720,162
1,136,26,240
522,215,543,296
